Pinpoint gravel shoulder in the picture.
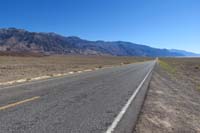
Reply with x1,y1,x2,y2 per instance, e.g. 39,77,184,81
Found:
134,58,200,133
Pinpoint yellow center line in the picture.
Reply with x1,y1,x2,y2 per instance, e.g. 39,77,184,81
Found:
0,96,40,111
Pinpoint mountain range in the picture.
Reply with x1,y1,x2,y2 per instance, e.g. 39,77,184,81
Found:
0,28,199,57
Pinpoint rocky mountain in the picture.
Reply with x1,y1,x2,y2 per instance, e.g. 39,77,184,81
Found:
0,28,197,57
169,49,200,57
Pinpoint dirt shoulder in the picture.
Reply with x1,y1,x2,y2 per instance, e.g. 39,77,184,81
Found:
134,58,200,133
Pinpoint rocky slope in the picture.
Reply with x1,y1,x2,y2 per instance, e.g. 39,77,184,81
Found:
0,28,189,57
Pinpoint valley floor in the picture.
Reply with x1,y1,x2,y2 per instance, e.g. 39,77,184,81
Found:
0,55,150,83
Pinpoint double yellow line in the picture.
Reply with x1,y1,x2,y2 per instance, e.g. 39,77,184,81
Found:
0,96,40,111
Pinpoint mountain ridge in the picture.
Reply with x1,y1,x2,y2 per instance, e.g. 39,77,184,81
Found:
0,28,198,57
169,49,200,57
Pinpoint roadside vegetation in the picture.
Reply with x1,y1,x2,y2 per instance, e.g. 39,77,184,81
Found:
158,60,176,74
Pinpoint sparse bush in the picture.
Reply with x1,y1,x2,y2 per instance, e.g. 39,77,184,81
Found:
197,85,200,91
26,78,31,81
47,74,54,77
98,65,102,68
123,61,130,64
194,66,199,70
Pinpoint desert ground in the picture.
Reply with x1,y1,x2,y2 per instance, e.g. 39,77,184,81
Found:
135,58,200,133
0,55,151,83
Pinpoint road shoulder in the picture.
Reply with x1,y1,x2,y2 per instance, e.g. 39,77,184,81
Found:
134,64,200,133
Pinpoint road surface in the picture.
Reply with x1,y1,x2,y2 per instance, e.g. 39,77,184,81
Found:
0,61,155,133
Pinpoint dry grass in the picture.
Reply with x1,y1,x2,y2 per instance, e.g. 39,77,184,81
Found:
160,58,200,91
0,55,151,83
158,60,176,74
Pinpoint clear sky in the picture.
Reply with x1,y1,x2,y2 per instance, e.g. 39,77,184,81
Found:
0,0,200,53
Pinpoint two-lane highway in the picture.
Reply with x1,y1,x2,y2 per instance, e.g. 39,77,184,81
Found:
0,61,155,133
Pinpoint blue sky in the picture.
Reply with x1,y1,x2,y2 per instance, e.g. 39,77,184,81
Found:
0,0,200,53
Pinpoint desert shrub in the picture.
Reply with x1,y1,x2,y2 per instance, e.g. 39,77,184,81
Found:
123,61,130,64
98,65,102,68
194,66,199,70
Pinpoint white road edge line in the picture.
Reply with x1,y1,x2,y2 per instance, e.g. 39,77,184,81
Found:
105,64,154,133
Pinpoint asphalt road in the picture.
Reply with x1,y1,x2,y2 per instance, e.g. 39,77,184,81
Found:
0,61,155,133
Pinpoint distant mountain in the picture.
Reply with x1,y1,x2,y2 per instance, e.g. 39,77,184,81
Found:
0,28,194,57
169,49,200,57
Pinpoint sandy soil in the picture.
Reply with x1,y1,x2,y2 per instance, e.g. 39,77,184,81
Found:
134,58,200,133
0,55,150,83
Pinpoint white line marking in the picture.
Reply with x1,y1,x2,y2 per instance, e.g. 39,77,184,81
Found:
31,76,51,81
84,69,92,72
68,71,74,74
106,64,154,133
77,71,83,73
